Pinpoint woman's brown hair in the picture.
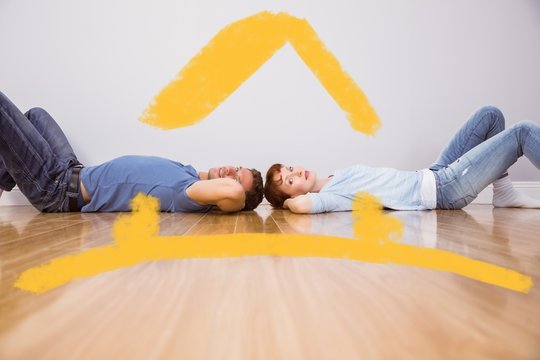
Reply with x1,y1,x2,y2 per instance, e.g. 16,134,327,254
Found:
264,163,290,208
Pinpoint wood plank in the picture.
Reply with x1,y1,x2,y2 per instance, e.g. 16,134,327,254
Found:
0,204,539,359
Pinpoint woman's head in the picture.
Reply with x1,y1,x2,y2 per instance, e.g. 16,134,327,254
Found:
264,163,317,207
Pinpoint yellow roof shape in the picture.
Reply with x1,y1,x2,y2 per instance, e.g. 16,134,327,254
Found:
140,11,380,135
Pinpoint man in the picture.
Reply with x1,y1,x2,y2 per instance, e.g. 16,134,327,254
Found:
0,91,263,213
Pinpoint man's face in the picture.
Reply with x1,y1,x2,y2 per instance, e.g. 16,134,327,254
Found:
208,166,254,192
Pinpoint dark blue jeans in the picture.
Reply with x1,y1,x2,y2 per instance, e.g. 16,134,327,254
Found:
0,91,81,212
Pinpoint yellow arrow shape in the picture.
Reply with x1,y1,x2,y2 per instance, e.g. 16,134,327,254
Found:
140,11,380,135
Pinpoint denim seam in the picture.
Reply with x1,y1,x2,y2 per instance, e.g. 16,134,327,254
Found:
460,109,500,157
0,107,58,195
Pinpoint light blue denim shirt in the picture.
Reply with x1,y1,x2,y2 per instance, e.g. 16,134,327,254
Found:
308,165,435,213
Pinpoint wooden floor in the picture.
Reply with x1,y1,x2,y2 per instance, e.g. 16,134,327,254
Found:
0,204,539,359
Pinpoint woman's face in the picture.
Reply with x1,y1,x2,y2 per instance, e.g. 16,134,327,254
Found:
273,165,316,197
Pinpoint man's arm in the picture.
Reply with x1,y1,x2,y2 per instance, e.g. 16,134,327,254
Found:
283,194,312,214
186,178,245,213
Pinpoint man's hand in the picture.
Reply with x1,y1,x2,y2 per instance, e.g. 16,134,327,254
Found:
186,178,245,213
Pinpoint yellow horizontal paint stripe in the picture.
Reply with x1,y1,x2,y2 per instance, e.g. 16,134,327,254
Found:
14,194,532,294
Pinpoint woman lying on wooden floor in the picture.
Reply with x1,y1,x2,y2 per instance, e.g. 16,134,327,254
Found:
265,106,540,213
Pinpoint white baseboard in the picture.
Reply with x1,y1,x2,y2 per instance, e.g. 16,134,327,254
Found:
2,182,540,207
0,187,31,206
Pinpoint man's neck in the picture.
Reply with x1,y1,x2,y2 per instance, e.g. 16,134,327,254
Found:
198,171,209,180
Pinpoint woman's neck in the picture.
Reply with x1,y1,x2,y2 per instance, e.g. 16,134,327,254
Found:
311,177,331,193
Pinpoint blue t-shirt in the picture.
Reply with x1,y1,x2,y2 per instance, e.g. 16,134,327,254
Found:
308,165,433,213
79,155,211,212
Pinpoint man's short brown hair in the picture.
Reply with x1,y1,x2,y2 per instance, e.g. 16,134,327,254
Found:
243,168,264,211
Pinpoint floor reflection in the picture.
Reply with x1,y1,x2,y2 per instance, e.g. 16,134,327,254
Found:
269,206,539,278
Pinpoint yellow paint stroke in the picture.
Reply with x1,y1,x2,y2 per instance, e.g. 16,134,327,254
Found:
139,11,380,135
12,11,529,298
14,193,533,294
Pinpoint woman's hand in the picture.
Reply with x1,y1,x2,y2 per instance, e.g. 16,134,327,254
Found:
283,195,311,214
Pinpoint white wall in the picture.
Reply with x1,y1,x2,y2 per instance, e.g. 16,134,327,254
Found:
1,0,539,186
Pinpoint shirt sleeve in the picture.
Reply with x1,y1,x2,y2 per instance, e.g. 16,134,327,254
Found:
308,192,354,213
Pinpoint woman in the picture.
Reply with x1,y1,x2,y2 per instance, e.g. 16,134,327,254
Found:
264,106,540,213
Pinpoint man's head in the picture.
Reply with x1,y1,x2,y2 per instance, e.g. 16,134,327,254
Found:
264,163,316,208
207,166,264,210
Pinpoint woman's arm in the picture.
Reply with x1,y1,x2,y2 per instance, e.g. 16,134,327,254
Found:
283,194,312,214
186,178,245,212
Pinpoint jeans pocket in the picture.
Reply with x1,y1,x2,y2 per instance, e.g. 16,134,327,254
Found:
437,158,478,209
448,193,476,209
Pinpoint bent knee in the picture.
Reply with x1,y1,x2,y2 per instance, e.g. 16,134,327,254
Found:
513,120,539,135
479,105,504,120
24,107,49,118
514,119,538,130
510,120,539,144
476,105,505,129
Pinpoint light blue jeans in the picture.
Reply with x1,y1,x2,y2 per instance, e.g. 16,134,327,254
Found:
430,106,540,209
